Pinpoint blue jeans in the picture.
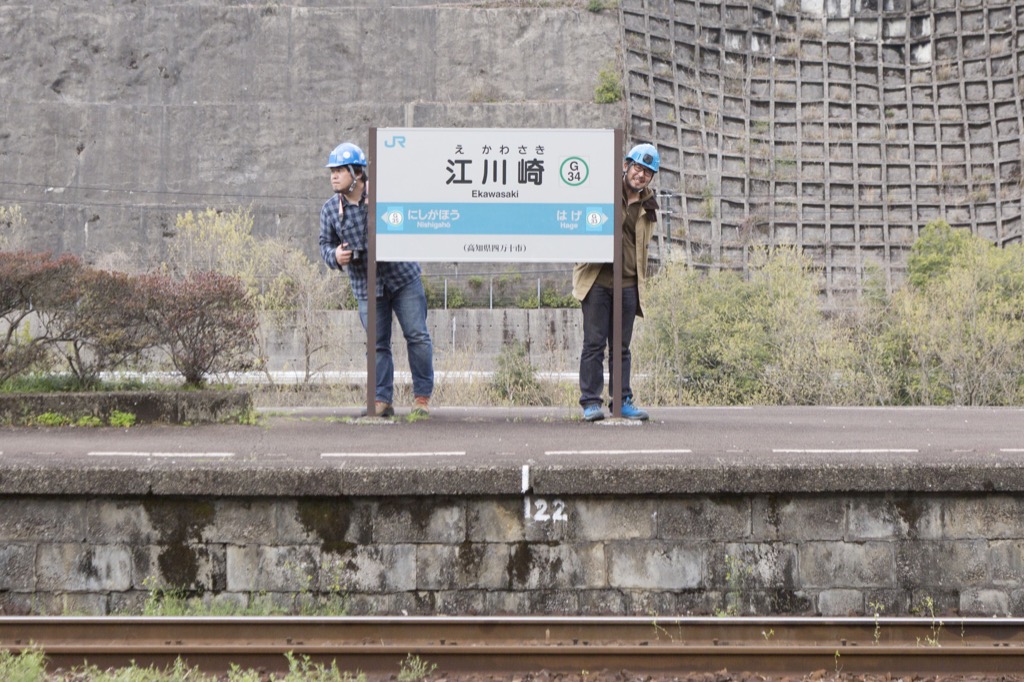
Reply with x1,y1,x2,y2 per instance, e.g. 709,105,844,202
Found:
357,278,434,403
579,285,638,407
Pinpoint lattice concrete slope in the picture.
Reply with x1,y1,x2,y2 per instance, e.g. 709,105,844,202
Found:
624,0,1023,301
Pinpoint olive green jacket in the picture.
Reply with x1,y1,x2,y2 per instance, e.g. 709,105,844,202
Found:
571,185,658,317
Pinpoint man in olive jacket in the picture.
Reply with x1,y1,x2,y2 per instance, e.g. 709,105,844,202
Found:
572,143,660,422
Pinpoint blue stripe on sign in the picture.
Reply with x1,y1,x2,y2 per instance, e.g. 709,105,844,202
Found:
378,203,614,236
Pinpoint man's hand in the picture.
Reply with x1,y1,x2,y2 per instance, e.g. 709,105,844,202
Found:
335,242,353,266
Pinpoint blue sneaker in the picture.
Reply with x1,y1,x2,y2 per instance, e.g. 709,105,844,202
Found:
620,397,649,421
582,404,605,422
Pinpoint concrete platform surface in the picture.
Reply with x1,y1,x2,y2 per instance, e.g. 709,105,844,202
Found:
0,406,1022,497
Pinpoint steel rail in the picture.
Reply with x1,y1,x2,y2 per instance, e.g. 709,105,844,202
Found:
2,616,1023,676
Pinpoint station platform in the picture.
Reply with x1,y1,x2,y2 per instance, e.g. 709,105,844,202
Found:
1,406,1023,497
2,406,1024,618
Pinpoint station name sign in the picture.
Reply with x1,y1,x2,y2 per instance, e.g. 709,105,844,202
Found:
373,127,615,263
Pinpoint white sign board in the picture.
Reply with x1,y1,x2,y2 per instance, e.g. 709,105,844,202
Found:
374,128,616,263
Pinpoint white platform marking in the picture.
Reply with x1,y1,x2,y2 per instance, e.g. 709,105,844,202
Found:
773,449,919,454
88,451,234,458
153,452,234,458
321,451,466,458
545,449,692,456
89,451,150,457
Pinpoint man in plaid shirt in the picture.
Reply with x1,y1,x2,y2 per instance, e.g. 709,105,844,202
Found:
319,141,434,418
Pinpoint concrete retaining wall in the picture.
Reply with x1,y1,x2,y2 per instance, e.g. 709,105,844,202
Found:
264,308,585,374
0,2,624,268
3,491,1022,617
0,389,252,426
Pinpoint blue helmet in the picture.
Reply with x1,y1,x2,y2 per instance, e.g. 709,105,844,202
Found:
325,142,367,168
625,143,660,173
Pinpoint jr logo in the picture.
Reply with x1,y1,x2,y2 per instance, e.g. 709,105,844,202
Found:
384,136,406,148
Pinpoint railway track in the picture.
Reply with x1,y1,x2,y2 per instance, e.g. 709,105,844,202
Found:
2,616,1023,678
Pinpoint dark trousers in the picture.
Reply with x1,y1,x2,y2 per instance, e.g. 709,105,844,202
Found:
357,278,434,403
579,285,638,407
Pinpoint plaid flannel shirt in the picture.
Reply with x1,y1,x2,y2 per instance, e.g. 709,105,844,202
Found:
319,192,422,301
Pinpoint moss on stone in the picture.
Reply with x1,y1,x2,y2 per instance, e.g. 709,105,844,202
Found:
297,499,359,556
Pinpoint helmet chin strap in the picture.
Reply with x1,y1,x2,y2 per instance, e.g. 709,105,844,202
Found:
336,165,363,195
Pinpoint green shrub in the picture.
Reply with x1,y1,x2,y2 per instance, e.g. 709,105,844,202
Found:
516,283,578,309
421,277,443,309
635,247,861,405
636,234,1024,407
167,207,267,293
541,286,579,309
905,219,974,290
594,65,623,104
422,277,467,309
34,411,71,427
887,228,1024,405
76,656,206,681
397,654,436,682
0,646,46,682
109,410,137,428
283,652,365,682
489,341,544,405
838,264,905,406
227,665,266,682
516,293,539,309
445,285,467,309
746,248,862,405
75,415,103,427
636,263,767,404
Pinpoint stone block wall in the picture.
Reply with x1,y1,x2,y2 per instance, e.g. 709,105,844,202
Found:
4,492,1024,617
